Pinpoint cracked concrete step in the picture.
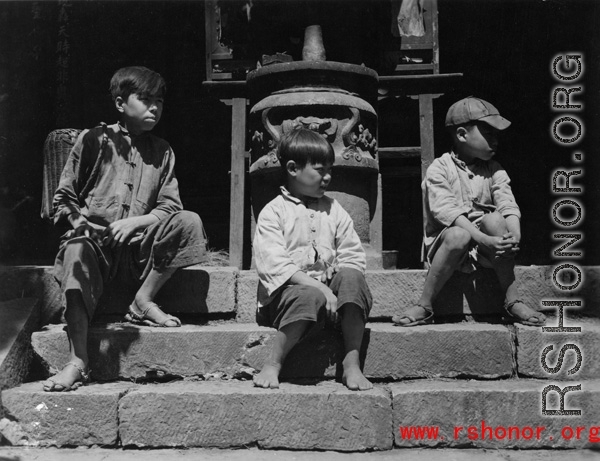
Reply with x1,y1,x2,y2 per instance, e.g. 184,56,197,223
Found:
3,379,599,449
32,323,516,382
1,381,392,450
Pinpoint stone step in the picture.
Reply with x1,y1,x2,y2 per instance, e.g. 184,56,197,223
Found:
32,322,517,382
0,298,40,418
2,265,597,324
2,379,599,449
31,319,600,382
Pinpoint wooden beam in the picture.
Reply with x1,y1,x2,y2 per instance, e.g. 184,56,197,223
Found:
378,146,421,159
378,73,462,97
229,98,246,269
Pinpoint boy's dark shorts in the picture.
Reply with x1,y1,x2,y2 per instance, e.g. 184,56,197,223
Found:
256,267,372,331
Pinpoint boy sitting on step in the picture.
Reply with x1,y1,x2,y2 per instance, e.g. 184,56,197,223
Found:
44,66,206,392
393,96,546,327
253,128,373,391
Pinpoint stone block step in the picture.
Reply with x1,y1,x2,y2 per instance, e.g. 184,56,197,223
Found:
32,323,516,382
0,298,40,418
3,265,597,324
3,379,599,449
0,266,238,325
392,379,600,449
237,266,596,321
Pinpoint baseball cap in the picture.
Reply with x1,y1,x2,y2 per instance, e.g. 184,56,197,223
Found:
445,96,511,130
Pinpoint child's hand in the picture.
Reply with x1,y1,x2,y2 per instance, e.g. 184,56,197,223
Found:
71,222,102,244
101,217,142,248
497,232,520,258
480,234,514,258
319,285,338,322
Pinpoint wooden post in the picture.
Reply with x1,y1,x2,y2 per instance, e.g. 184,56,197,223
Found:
418,93,435,181
229,98,246,268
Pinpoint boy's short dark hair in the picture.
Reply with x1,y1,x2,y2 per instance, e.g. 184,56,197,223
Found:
109,66,166,102
277,128,335,172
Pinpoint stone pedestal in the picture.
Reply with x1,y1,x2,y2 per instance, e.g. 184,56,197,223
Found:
247,61,381,266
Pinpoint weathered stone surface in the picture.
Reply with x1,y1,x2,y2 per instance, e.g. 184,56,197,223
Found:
98,265,238,315
1,382,135,446
237,270,429,321
33,323,514,381
0,266,238,322
0,298,40,418
364,324,514,379
516,318,600,379
32,323,274,381
0,267,61,325
392,379,600,448
119,380,392,451
236,266,599,322
236,270,258,323
244,323,514,380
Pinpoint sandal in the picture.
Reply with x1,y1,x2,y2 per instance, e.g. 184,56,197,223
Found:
125,300,181,327
503,299,546,326
392,304,434,327
43,362,91,392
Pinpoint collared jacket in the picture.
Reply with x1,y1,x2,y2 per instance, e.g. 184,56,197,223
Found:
53,123,182,228
422,151,521,252
254,187,366,307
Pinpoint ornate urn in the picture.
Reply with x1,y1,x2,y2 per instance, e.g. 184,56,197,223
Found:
247,26,380,263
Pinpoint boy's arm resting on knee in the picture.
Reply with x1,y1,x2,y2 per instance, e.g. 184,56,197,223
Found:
333,203,366,273
289,271,338,317
504,215,521,241
452,215,511,255
150,147,184,221
102,215,159,247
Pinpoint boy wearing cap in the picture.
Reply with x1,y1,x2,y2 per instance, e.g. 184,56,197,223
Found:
393,96,546,327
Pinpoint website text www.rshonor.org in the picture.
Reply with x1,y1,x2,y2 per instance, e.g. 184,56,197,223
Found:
398,422,600,443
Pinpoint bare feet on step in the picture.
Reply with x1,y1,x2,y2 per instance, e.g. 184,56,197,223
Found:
342,355,372,391
253,363,281,389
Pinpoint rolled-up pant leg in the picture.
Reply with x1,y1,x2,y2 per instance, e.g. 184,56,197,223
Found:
328,267,373,321
54,235,109,321
137,210,207,279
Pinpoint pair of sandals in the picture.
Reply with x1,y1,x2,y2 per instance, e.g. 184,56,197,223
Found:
392,299,546,327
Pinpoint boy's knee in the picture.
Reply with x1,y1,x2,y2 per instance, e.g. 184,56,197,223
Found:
172,210,202,229
303,286,328,308
442,227,471,252
480,212,507,236
63,236,96,259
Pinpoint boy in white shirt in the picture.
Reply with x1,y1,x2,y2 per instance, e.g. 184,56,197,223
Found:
253,128,373,391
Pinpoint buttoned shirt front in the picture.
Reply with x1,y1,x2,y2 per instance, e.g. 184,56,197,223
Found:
254,187,366,307
422,151,521,251
53,123,182,228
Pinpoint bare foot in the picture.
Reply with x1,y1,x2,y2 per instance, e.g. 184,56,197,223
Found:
253,364,281,389
43,361,89,392
392,304,433,326
506,300,546,326
342,356,372,391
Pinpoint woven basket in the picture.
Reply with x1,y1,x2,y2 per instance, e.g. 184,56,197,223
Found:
40,128,82,220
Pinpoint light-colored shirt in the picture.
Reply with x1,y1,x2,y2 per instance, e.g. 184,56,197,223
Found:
423,151,521,251
53,123,182,228
254,186,366,307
